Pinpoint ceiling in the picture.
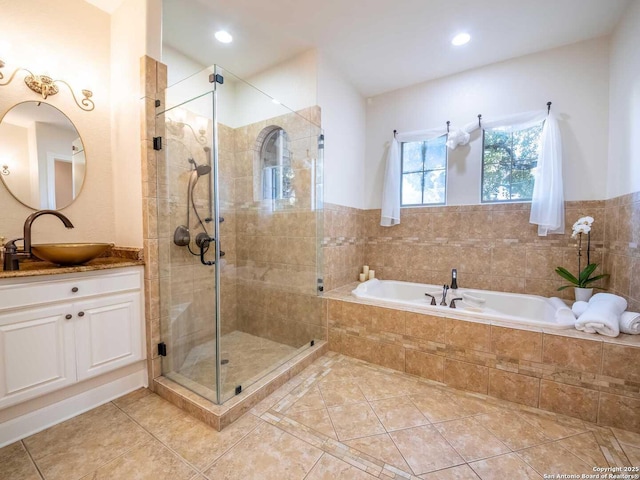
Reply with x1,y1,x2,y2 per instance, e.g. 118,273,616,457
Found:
112,0,632,97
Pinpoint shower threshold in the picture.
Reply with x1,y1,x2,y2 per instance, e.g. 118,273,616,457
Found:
153,337,327,430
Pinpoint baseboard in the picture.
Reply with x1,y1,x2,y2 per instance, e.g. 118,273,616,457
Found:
0,366,147,447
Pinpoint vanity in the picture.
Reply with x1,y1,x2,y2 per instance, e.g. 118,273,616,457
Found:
0,65,148,447
0,266,145,410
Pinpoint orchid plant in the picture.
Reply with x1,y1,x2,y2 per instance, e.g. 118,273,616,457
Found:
555,216,609,290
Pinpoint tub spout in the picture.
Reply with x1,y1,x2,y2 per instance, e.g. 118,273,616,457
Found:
451,269,458,289
449,297,463,309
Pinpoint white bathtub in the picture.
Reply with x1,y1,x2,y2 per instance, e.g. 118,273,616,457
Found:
351,279,574,330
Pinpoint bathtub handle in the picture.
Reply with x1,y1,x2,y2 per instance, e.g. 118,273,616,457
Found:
424,293,437,306
449,297,463,309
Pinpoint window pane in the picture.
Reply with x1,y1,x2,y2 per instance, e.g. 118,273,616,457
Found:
482,123,541,203
402,142,423,172
423,169,445,204
402,172,423,205
424,136,447,170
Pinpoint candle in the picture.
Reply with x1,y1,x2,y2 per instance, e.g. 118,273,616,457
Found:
359,273,366,282
362,265,370,276
368,270,375,280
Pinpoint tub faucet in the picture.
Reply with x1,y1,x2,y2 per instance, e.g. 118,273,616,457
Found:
451,269,458,289
449,297,463,309
440,284,449,306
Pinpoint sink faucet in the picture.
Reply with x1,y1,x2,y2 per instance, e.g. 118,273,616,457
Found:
3,210,74,271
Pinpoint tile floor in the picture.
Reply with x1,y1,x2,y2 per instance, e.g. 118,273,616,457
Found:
3,352,640,480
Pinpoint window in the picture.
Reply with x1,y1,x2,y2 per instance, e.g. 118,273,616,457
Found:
481,123,542,203
401,135,447,206
260,127,293,200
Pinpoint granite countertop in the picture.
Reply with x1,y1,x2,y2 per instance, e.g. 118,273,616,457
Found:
0,247,145,279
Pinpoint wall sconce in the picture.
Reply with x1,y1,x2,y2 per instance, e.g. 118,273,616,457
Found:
0,59,94,111
1,165,9,176
166,109,208,145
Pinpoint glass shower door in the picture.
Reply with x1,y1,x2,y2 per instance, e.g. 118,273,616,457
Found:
156,64,325,405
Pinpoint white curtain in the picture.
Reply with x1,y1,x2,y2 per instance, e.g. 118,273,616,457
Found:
380,127,464,227
458,109,565,236
381,110,564,235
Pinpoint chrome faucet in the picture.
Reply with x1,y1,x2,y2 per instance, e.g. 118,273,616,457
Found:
3,210,74,271
440,284,449,306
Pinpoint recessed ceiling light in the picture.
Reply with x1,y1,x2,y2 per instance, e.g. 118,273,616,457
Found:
215,30,233,44
451,33,471,46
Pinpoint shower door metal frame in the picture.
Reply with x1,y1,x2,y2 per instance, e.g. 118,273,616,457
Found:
211,67,223,404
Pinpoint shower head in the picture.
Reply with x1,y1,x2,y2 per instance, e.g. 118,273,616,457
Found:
187,157,211,177
195,164,211,177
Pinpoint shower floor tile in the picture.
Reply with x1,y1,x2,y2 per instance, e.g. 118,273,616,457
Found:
171,330,300,401
4,352,639,480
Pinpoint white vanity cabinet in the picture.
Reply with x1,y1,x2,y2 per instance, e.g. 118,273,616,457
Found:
0,267,145,409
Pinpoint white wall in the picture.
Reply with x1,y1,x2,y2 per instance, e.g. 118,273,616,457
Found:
317,53,367,209
608,0,640,198
0,0,114,243
111,0,162,248
364,37,611,209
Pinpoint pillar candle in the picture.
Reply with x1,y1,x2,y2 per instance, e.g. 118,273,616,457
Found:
359,273,366,282
362,265,370,276
368,270,375,280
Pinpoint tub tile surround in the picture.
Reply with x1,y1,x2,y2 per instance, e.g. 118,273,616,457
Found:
324,196,640,311
325,285,640,433
5,352,637,479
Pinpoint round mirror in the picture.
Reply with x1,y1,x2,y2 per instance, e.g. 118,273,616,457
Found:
0,101,86,210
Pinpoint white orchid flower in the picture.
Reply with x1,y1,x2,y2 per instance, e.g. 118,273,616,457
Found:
571,224,591,238
576,216,594,226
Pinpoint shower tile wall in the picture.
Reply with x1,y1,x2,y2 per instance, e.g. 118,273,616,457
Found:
363,200,608,301
604,191,640,312
322,204,365,292
232,106,327,348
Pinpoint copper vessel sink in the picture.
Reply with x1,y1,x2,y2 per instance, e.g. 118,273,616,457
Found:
31,243,112,266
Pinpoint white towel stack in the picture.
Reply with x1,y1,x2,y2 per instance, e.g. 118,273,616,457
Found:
575,293,628,337
620,311,640,335
550,297,578,327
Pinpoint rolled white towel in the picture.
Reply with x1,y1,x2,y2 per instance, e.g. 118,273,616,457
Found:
589,293,628,311
575,295,627,337
549,297,577,327
620,311,640,335
572,301,589,317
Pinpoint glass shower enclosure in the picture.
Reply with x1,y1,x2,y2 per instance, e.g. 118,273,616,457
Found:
155,65,324,404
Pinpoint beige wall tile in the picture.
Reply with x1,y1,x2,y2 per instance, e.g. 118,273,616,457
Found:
542,335,602,374
446,319,491,353
598,393,640,433
602,344,640,383
539,380,599,423
406,312,446,343
406,349,444,383
491,326,542,362
488,369,540,407
444,359,489,394
370,306,405,335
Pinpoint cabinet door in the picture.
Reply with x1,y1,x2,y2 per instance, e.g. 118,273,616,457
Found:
0,305,76,409
74,292,143,381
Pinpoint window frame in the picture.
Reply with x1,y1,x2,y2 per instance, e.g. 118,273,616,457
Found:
400,135,448,207
480,123,542,204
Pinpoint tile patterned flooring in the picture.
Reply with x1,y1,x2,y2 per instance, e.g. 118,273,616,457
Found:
2,352,639,480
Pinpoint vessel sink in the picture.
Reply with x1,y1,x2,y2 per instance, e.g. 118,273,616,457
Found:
31,243,112,266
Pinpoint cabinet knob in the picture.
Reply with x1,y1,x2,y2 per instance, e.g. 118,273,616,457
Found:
71,287,79,293
78,311,85,317
65,314,72,320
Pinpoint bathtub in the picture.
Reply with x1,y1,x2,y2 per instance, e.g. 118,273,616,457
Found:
351,279,574,329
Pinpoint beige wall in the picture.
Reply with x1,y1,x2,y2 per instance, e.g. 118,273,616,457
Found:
0,0,115,243
0,122,32,205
